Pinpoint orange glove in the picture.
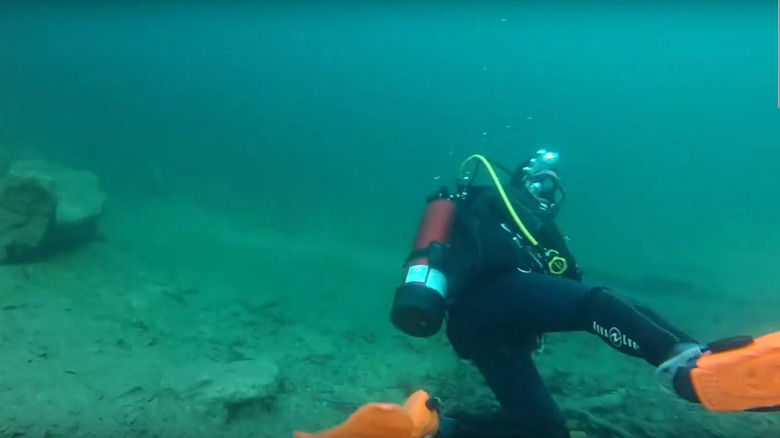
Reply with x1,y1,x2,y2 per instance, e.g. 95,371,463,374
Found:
293,390,440,438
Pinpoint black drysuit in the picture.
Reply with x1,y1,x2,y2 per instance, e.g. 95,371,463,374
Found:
439,185,697,438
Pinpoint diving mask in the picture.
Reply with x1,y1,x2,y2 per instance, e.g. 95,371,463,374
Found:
519,149,565,213
522,149,560,174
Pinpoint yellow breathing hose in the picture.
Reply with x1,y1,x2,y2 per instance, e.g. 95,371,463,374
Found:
458,154,539,247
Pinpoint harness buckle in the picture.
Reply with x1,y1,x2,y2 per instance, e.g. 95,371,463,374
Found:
499,223,545,273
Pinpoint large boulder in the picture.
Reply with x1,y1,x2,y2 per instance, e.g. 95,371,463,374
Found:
0,160,106,263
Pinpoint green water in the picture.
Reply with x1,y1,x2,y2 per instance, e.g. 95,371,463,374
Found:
0,2,778,437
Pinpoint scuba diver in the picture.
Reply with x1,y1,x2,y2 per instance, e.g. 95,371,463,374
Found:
293,150,780,438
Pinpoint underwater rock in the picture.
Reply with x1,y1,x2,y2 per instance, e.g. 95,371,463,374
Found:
0,174,57,262
0,160,106,263
162,359,281,424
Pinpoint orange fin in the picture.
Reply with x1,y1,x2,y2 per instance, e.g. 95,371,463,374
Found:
402,390,439,438
293,402,413,438
292,391,439,438
691,331,780,412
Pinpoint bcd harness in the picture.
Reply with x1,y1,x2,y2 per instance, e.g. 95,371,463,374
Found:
454,154,574,279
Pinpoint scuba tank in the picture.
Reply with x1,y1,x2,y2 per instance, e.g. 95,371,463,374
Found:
390,188,457,338
390,152,575,338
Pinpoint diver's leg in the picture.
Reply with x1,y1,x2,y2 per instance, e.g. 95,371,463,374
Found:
633,304,700,348
447,271,780,413
438,348,570,438
585,287,699,365
587,289,780,412
447,271,691,366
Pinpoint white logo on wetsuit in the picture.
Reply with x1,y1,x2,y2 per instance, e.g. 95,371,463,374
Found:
592,321,640,351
